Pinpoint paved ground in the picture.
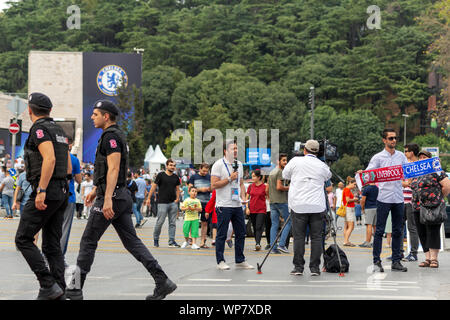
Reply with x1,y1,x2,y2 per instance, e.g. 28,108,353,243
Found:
1,212,450,300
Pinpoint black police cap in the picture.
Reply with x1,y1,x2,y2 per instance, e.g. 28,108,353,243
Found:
93,100,120,116
28,92,53,109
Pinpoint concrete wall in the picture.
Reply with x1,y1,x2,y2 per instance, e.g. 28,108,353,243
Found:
28,51,83,158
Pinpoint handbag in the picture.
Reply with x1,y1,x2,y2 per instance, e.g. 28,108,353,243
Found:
16,184,30,202
419,202,447,225
336,199,347,217
16,188,24,202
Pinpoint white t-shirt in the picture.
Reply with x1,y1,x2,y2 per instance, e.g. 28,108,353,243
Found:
335,188,344,207
81,180,94,197
211,157,244,208
0,171,5,185
282,154,332,213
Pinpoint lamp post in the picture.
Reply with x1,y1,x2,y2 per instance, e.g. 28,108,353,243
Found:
309,86,315,140
402,114,409,145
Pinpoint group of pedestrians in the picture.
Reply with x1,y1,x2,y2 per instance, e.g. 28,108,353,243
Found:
6,91,450,301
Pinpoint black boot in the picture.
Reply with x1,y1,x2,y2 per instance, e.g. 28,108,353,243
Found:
146,278,177,300
373,261,384,273
392,261,408,272
36,283,64,300
65,288,83,300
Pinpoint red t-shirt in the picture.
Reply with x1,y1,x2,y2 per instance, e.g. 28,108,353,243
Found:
205,190,217,224
247,183,267,213
343,187,355,208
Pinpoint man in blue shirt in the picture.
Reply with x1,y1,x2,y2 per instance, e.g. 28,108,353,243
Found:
134,172,147,227
188,163,212,248
13,165,33,214
60,139,81,261
363,129,408,273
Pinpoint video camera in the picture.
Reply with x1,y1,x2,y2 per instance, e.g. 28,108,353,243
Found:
291,139,339,163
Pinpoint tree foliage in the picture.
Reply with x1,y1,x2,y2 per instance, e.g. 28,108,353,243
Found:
0,0,446,167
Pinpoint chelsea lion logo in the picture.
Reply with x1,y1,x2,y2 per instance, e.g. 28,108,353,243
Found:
97,65,128,96
432,158,442,172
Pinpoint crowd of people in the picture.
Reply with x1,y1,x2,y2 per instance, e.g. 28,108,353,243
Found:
1,129,450,277
118,130,450,274
2,92,449,302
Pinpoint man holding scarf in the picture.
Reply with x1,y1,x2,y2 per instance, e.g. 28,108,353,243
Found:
362,129,408,272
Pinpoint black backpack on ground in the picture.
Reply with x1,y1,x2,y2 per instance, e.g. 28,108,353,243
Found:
323,244,349,273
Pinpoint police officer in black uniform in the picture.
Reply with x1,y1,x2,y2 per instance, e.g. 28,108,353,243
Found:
15,92,71,300
65,100,176,300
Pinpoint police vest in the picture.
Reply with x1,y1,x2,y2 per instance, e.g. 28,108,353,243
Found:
24,118,69,184
93,125,128,191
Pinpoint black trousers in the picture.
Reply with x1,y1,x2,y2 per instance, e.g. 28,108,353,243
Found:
15,192,68,290
264,211,271,245
404,203,419,255
412,209,442,252
76,188,168,288
291,211,325,271
249,213,266,245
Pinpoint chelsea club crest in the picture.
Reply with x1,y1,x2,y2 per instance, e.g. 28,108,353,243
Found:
97,65,128,96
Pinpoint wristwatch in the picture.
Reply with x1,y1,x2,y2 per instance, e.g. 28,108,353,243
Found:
227,177,232,183
37,187,46,194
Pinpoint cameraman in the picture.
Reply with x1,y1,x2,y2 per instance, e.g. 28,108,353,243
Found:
282,140,332,276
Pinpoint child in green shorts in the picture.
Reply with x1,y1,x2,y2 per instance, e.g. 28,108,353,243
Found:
180,186,202,249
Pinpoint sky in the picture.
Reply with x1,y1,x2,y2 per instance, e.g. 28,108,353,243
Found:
0,0,17,12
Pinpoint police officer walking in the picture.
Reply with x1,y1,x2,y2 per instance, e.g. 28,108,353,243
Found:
15,92,71,300
65,100,176,300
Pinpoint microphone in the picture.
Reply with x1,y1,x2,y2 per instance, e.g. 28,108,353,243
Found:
233,159,238,172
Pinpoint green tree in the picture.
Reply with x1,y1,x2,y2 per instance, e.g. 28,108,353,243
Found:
331,154,363,184
117,84,147,169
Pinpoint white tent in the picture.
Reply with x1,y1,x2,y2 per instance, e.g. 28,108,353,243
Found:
148,145,167,175
144,145,154,167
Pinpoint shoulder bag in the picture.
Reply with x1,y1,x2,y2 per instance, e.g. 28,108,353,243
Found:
419,201,447,225
336,199,347,217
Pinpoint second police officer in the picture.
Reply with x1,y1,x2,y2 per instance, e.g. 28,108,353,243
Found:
15,92,71,300
65,100,177,300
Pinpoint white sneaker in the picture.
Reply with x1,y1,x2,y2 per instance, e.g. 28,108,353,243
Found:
181,242,188,249
191,244,200,250
217,261,230,270
235,261,255,269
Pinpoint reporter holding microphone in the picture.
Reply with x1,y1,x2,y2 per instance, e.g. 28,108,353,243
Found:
211,139,254,270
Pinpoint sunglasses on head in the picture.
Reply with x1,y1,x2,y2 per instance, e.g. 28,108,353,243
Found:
386,136,397,141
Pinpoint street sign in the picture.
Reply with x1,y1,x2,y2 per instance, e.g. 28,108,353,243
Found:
423,147,439,158
6,96,27,116
9,122,20,135
9,119,22,145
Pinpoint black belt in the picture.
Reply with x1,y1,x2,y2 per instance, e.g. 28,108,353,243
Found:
96,183,126,196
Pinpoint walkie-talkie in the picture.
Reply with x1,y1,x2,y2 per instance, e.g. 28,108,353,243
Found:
232,159,238,172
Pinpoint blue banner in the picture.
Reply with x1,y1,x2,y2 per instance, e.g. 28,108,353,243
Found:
402,157,442,179
246,148,271,166
82,52,142,163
